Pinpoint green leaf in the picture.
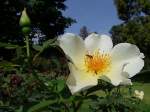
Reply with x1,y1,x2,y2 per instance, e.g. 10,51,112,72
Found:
57,79,65,92
0,42,18,49
27,100,57,112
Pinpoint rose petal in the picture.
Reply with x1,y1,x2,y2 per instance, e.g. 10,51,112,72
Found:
66,63,98,94
103,64,124,86
123,57,144,78
111,43,142,63
111,43,144,78
85,33,113,53
58,33,86,65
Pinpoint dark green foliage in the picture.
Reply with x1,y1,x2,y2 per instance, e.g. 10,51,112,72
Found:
0,0,75,44
32,39,69,77
114,0,150,21
88,83,145,112
0,70,69,111
133,70,150,83
0,0,24,44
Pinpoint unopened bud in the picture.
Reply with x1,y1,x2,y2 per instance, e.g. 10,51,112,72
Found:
19,8,31,27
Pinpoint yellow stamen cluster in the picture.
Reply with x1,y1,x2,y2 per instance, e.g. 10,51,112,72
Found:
85,51,111,75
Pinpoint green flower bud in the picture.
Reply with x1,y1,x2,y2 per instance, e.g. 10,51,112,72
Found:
19,8,31,27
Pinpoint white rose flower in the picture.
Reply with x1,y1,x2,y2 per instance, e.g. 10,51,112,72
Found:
58,33,144,94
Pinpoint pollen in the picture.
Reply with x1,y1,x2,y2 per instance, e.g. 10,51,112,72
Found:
84,50,111,75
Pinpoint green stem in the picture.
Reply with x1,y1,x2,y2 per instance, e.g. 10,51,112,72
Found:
25,35,30,57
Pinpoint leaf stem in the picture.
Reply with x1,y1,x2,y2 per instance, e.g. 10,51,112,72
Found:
25,35,30,57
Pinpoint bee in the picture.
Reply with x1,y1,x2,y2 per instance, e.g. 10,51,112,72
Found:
86,54,93,58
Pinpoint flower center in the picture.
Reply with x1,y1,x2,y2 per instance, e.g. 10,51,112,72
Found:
84,51,111,74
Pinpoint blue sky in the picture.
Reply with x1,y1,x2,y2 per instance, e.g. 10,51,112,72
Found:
63,0,122,35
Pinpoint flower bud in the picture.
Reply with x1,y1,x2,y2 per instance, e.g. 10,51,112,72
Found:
19,8,31,27
134,90,144,100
